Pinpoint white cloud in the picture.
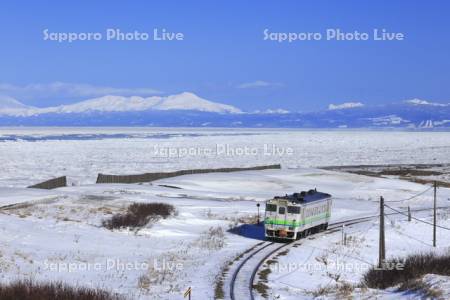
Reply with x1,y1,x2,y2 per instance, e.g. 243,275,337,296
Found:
236,80,283,89
328,102,364,110
252,108,290,114
0,82,162,100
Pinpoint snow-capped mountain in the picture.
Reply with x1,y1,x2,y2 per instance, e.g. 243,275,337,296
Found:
0,96,32,116
40,95,162,114
0,95,29,109
0,97,448,128
404,98,450,107
152,92,241,113
0,96,23,108
0,92,241,116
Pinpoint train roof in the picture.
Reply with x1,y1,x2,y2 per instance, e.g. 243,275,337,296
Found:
271,189,331,204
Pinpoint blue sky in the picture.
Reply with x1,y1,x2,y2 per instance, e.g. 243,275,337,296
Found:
0,0,449,111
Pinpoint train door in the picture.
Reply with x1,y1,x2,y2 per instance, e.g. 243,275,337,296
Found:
277,204,288,237
287,205,300,231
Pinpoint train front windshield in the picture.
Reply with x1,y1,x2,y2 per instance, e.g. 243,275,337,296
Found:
266,204,277,212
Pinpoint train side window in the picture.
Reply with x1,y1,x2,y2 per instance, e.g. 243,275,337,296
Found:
266,204,277,212
278,207,286,214
287,206,300,214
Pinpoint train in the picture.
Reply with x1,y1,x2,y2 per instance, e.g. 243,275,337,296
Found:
264,189,332,240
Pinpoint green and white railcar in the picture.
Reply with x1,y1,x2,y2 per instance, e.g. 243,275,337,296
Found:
264,189,332,240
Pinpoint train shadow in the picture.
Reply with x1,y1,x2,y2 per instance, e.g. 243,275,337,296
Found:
228,222,265,241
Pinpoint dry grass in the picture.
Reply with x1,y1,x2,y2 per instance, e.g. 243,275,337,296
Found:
363,252,450,289
311,282,355,298
398,278,443,299
0,280,124,300
311,285,336,297
195,227,226,250
213,263,228,300
323,164,450,188
137,251,187,295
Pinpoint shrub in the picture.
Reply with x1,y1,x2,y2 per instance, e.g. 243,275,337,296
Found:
362,252,450,289
196,226,226,250
0,280,124,300
309,282,355,298
102,203,175,230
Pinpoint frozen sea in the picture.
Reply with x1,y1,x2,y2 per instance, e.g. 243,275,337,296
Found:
0,127,449,187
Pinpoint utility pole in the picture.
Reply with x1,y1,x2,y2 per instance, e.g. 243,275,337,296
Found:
433,181,437,247
408,206,411,222
379,196,385,268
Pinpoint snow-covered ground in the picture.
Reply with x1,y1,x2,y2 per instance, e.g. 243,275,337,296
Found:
262,207,450,299
1,128,450,187
1,128,450,299
1,167,449,299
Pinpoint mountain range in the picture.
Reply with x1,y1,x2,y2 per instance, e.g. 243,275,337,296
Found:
0,93,449,128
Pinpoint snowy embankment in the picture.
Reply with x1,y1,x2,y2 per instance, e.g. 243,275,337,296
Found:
1,168,449,299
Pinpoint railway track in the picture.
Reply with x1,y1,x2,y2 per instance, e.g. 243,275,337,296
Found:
227,205,450,300
229,241,287,300
228,219,367,300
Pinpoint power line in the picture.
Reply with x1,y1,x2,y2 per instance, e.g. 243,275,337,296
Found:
384,186,434,203
385,214,432,246
384,203,450,231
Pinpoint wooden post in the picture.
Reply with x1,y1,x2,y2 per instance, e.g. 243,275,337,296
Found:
433,181,437,247
379,196,385,268
408,206,411,222
184,287,192,299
